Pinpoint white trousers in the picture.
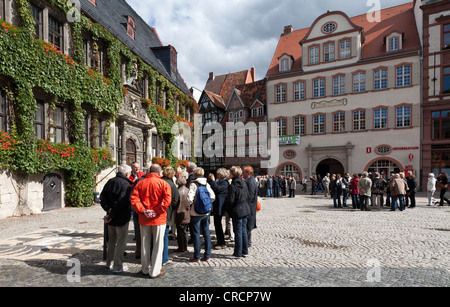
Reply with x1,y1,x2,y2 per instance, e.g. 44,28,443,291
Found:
140,224,165,277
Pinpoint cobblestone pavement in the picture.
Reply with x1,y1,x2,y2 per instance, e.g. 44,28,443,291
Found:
0,193,449,287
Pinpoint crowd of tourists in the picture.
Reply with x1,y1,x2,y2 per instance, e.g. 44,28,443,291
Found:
308,171,450,211
255,175,297,198
99,162,259,279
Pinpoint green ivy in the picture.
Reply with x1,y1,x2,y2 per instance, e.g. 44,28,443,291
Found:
0,0,196,207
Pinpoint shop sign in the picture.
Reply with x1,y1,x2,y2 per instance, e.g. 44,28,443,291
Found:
279,135,301,146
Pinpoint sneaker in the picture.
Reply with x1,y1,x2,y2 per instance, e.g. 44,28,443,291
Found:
214,244,226,250
112,265,129,274
226,254,240,259
201,257,210,262
189,257,200,262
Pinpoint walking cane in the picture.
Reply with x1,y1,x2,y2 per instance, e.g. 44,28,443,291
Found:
103,222,108,261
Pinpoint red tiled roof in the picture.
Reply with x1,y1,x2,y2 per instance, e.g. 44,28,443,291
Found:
204,69,255,104
266,2,420,77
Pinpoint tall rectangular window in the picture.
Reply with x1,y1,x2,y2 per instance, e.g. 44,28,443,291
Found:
294,116,305,136
34,100,45,140
353,72,366,93
333,75,345,96
324,43,335,62
48,15,63,50
277,118,286,136
309,46,319,65
353,110,366,131
396,106,411,128
276,84,286,103
444,67,450,94
313,114,325,134
374,108,388,130
51,106,65,144
374,69,388,90
444,24,450,49
333,112,345,133
389,37,399,52
432,111,450,140
0,0,5,20
30,3,43,39
313,78,325,98
0,89,7,132
340,39,351,59
396,65,411,87
294,81,305,100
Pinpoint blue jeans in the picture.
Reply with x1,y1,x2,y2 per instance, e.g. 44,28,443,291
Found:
232,216,248,257
190,215,211,260
342,188,349,206
351,194,360,209
392,195,405,211
267,187,272,197
273,185,279,198
162,225,170,264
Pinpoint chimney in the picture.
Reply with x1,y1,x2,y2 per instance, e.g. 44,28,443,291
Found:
283,25,293,35
208,72,215,82
251,67,255,82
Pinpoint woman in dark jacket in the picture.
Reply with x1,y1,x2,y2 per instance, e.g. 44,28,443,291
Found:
208,168,229,249
100,165,133,273
243,165,258,247
162,167,180,265
225,166,251,258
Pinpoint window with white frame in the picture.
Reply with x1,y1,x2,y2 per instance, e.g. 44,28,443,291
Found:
294,81,305,100
353,72,366,93
340,39,351,59
277,118,287,136
374,69,387,90
333,112,345,132
396,65,411,87
276,84,286,103
252,107,263,118
279,164,301,182
374,108,388,130
313,114,325,134
309,46,319,65
313,78,325,98
396,106,411,128
389,37,399,52
324,43,335,62
280,58,290,72
353,110,366,131
294,116,305,135
333,75,345,96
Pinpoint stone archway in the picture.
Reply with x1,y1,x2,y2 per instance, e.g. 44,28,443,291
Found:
316,158,345,177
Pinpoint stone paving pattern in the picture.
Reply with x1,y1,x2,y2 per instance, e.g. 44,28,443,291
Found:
0,193,448,287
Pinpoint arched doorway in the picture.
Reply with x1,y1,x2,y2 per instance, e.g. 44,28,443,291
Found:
367,159,401,178
126,139,137,166
316,158,345,177
277,163,302,182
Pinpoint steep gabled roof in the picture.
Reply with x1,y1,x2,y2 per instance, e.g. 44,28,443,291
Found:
80,0,191,96
266,2,420,77
204,69,255,104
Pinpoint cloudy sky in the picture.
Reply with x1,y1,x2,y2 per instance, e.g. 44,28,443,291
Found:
125,0,412,91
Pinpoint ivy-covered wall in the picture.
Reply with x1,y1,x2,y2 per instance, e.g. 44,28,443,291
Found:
0,0,196,207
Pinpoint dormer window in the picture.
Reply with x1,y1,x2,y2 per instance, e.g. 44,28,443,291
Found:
279,54,293,72
386,32,402,53
127,16,136,39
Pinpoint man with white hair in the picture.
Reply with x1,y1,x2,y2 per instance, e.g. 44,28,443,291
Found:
358,172,372,211
186,162,197,188
100,165,133,274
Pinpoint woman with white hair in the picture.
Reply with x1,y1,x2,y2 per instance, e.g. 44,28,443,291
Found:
427,173,437,206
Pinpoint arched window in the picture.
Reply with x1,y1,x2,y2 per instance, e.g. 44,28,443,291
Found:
368,159,401,178
279,164,301,182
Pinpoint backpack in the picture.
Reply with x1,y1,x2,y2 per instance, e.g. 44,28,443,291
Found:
194,183,213,214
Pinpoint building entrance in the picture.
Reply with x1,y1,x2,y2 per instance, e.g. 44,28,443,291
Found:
316,158,345,177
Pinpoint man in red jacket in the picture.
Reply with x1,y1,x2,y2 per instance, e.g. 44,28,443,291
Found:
131,164,172,278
